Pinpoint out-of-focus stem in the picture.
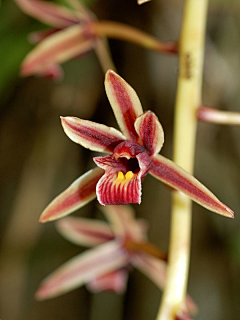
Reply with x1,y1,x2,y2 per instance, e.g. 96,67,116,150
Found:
198,106,240,125
91,21,178,54
156,1,208,319
124,240,168,261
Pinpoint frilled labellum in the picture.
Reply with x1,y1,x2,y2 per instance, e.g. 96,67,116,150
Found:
94,141,152,205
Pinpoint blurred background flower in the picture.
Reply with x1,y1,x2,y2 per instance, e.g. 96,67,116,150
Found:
0,0,240,319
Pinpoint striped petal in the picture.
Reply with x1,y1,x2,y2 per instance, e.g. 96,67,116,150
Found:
61,117,125,153
150,154,234,218
105,70,143,141
95,166,142,205
56,216,114,247
131,253,197,315
94,152,151,205
135,111,164,156
35,240,129,300
101,205,147,241
14,0,81,28
21,24,94,77
87,269,128,294
39,167,104,223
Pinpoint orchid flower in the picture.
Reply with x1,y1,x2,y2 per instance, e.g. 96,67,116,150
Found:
39,70,233,223
14,0,110,78
15,0,177,78
36,205,197,316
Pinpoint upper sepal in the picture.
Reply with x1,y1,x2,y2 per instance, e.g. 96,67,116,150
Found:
105,70,143,141
150,154,234,218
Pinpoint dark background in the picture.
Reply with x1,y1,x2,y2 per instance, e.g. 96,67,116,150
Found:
0,0,240,319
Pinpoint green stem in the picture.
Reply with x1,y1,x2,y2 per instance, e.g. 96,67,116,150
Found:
156,1,208,319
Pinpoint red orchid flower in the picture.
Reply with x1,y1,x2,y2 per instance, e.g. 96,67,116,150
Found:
14,0,103,79
39,69,233,223
36,205,197,317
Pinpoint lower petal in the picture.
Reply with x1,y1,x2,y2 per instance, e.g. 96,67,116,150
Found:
96,170,142,205
39,167,104,223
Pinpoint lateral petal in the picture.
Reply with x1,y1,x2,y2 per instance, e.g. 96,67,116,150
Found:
131,253,198,315
35,240,129,300
87,269,128,294
135,111,164,156
39,167,104,223
61,117,125,153
105,70,143,141
56,216,114,247
150,154,234,218
21,24,94,77
14,0,81,28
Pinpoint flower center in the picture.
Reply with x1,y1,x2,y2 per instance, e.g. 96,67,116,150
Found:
117,171,135,181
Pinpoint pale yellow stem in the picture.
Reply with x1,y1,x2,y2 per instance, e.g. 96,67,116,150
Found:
156,1,208,319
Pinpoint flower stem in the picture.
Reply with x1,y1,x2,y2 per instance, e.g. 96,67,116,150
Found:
91,21,178,54
156,1,208,319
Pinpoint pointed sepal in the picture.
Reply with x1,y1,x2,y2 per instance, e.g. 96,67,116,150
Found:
39,168,104,223
35,240,129,300
150,154,234,218
105,70,143,141
21,24,94,77
61,116,125,153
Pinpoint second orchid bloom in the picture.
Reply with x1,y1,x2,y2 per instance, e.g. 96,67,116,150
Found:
40,70,233,223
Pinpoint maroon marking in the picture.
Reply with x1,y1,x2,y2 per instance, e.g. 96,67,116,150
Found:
150,156,233,216
109,72,140,141
43,170,103,221
22,27,92,75
66,120,124,152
